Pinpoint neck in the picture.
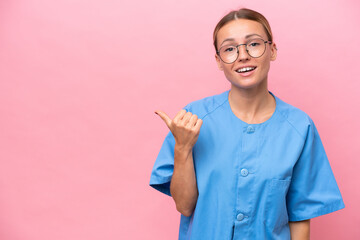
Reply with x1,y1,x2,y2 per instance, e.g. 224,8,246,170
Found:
228,82,275,124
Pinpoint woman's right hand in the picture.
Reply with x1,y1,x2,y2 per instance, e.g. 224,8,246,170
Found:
155,109,203,151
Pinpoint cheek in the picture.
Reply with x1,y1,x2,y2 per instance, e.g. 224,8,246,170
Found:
260,61,270,73
262,60,271,74
222,66,235,82
223,65,234,77
261,53,272,70
218,62,231,72
256,55,271,74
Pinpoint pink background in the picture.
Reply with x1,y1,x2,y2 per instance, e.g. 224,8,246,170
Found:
0,0,359,239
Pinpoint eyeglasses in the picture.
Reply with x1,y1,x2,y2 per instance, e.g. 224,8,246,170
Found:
216,38,272,64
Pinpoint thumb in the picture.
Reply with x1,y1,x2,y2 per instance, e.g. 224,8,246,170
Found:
155,110,172,129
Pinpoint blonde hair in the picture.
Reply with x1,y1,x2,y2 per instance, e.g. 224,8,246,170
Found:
213,8,274,52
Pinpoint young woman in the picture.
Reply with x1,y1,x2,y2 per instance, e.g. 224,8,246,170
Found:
150,8,345,240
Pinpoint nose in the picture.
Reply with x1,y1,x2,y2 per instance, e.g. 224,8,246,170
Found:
237,44,250,61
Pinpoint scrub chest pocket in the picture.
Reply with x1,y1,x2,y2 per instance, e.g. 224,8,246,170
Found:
264,179,291,232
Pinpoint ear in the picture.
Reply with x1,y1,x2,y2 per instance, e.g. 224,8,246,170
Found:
215,53,224,71
270,42,277,61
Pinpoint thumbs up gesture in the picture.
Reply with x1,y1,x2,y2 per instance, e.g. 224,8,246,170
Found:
155,109,203,151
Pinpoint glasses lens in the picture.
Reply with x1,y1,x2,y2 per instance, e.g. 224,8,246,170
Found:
247,39,266,58
219,45,238,63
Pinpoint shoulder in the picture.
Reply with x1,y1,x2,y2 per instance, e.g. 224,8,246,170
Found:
275,93,315,140
183,89,229,120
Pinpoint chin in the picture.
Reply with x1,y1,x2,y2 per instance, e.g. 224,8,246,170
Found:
227,77,262,89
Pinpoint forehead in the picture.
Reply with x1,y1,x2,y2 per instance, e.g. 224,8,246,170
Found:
217,19,266,42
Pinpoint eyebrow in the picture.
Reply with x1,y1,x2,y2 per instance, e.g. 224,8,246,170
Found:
220,34,263,46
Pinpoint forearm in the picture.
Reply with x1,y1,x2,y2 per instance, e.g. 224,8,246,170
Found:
289,219,310,240
170,145,198,217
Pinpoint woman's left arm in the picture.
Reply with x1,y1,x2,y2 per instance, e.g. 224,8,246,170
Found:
289,219,310,240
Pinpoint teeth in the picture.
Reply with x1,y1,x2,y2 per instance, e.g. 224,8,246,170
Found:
237,67,255,73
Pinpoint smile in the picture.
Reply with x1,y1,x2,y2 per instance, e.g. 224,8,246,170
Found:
235,66,257,73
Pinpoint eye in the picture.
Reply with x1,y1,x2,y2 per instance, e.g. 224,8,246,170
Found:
224,47,235,52
247,39,263,47
249,42,260,47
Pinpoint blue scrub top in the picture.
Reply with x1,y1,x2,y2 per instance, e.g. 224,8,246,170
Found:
149,89,345,240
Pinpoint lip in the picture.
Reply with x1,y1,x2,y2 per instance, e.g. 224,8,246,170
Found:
235,65,257,77
235,65,257,71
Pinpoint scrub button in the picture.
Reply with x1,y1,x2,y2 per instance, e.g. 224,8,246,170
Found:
247,126,255,133
240,168,249,177
237,213,245,221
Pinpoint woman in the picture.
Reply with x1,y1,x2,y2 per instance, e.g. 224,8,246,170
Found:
150,8,345,240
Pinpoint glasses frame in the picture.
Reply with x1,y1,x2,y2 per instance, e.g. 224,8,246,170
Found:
216,38,273,64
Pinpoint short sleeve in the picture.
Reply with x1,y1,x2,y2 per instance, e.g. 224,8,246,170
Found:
286,117,345,221
149,104,190,197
